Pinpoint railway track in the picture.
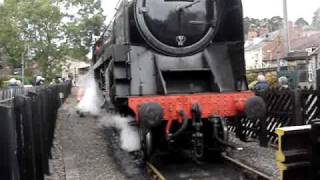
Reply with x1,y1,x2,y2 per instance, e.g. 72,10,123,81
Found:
222,153,273,180
145,152,274,180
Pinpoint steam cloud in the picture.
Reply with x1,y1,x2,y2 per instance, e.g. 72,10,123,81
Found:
76,71,103,116
76,70,141,152
98,114,141,152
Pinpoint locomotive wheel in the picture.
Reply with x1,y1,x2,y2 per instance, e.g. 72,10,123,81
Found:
140,129,153,160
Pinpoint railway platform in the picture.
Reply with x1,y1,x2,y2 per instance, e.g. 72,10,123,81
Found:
46,88,125,180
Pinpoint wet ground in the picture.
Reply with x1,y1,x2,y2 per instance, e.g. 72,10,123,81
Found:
46,90,126,180
46,88,278,180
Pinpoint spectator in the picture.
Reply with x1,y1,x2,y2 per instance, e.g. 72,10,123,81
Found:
278,76,289,90
255,74,269,92
9,78,18,88
16,80,22,87
58,78,63,83
49,79,56,86
8,78,18,95
35,76,45,86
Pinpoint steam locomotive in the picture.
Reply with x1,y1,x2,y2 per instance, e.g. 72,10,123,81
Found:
93,0,258,160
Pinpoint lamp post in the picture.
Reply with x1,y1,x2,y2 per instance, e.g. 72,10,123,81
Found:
283,0,290,56
21,44,30,86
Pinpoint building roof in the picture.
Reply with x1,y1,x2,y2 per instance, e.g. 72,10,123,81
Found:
284,51,309,61
291,33,320,51
245,31,280,51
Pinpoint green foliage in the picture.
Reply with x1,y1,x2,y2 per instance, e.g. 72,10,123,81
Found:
312,8,320,30
265,73,278,88
8,75,33,85
0,75,33,88
243,16,283,35
246,72,278,90
269,16,283,32
0,0,105,79
295,18,309,28
246,73,257,85
0,76,9,88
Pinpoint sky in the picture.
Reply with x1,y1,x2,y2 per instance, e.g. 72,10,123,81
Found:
0,0,3,6
242,0,319,23
101,0,320,24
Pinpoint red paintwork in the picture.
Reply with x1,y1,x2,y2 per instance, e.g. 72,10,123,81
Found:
128,92,255,136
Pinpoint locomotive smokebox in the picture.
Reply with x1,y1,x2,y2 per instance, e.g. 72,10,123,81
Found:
134,0,220,56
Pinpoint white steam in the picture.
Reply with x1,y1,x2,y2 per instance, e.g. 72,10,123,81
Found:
76,70,141,152
76,71,103,116
98,114,141,152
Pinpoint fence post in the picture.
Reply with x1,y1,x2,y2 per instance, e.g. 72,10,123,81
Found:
293,89,304,126
39,90,50,175
28,92,45,180
235,117,247,142
14,96,37,180
259,116,268,147
0,105,20,180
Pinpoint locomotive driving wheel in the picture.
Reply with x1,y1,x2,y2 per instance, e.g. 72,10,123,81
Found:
139,128,153,160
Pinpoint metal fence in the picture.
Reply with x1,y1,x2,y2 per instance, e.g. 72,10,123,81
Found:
0,82,72,180
0,88,25,104
229,88,320,146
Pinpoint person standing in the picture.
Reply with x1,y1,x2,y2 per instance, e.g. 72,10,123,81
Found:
278,76,289,90
35,76,45,86
255,74,269,92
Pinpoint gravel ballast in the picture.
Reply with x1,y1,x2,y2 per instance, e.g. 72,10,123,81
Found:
46,90,125,180
228,135,279,180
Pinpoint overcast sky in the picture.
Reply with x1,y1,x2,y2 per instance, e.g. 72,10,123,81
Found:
102,0,320,24
242,0,319,23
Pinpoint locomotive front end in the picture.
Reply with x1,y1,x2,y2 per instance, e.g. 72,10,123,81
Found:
92,0,261,160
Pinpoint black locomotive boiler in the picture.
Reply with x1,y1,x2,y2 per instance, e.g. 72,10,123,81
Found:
93,0,256,159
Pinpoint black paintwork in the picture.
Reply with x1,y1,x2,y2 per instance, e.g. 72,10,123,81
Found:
93,0,247,110
134,0,218,56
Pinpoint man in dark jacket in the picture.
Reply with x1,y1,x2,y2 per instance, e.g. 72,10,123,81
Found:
255,74,269,92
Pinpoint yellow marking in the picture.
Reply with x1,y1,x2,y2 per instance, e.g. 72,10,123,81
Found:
277,162,288,180
276,128,286,180
275,125,311,180
275,128,285,137
277,161,288,171
276,150,285,162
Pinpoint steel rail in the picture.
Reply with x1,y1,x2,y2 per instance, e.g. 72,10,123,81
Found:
221,153,273,180
146,154,274,180
146,162,165,180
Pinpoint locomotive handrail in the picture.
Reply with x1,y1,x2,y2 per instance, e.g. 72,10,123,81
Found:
175,0,200,11
99,0,123,40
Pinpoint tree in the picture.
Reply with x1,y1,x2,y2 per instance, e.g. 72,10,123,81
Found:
243,17,250,35
0,0,105,79
60,0,105,60
312,8,320,30
295,17,309,28
0,1,26,67
243,16,284,39
269,16,283,32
